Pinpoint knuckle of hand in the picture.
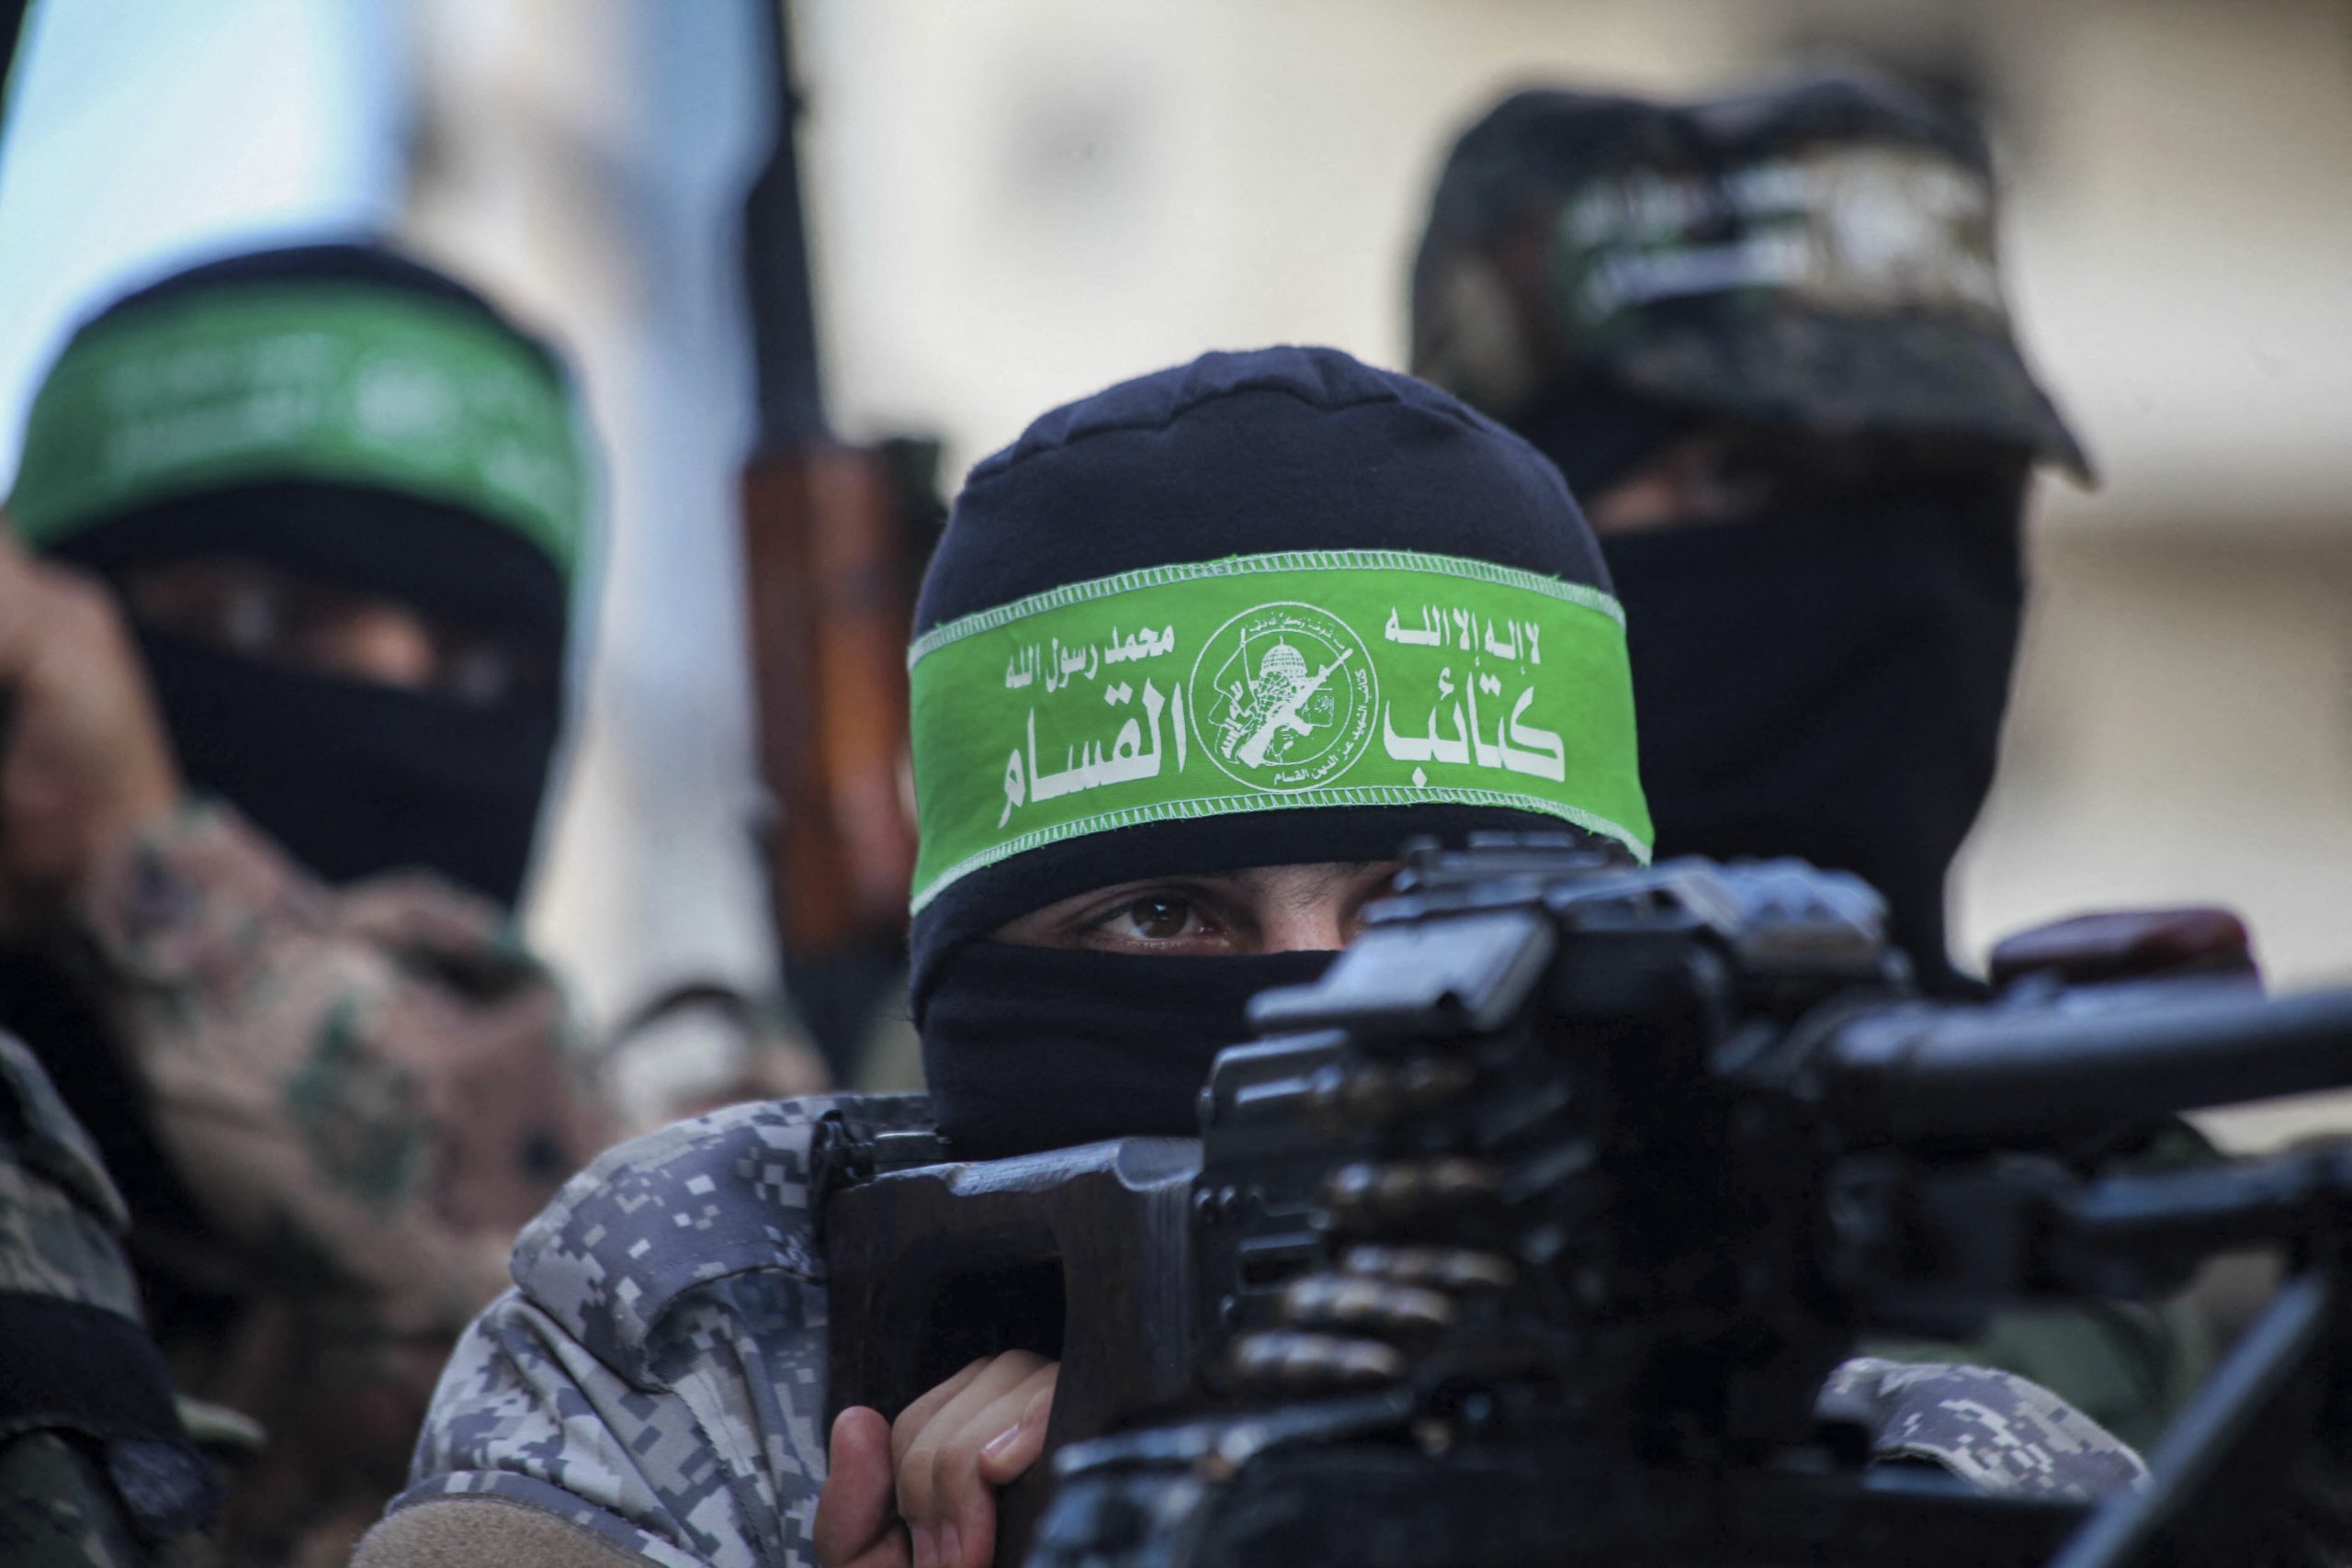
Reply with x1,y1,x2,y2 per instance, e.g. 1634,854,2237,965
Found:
888,1419,926,1476
899,1431,944,1492
933,1438,983,1517
930,1437,964,1499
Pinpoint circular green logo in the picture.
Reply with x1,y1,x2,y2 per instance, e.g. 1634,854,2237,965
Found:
1189,602,1377,793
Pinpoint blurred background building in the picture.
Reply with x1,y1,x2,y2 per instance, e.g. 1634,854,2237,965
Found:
4,0,2347,1140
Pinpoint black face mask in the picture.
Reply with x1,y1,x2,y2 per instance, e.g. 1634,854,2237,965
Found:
1600,480,2025,990
134,627,560,908
920,942,1336,1159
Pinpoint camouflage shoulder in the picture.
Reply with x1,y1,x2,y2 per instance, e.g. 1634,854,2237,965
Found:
1817,1356,2150,1500
0,1046,222,1550
0,1034,140,1318
0,1032,127,1231
0,1432,153,1568
509,1092,932,1380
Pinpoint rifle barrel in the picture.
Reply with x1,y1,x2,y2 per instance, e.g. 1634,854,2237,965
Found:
743,0,828,446
1825,980,2352,1143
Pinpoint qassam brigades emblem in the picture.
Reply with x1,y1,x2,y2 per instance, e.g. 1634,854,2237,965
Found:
1190,602,1377,792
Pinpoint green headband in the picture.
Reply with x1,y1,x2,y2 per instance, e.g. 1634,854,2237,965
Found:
909,548,1653,913
8,285,588,578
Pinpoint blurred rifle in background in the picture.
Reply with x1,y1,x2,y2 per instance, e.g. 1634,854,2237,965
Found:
740,0,941,1077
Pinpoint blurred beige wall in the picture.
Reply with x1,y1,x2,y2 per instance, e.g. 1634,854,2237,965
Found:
401,1,2352,1130
401,0,778,1035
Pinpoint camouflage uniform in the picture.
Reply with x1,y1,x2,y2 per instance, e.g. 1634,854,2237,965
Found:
373,1093,2143,1568
0,1032,220,1565
38,797,613,1564
1812,1358,2146,1500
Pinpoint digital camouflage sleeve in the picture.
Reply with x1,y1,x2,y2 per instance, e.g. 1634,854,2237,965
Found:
74,798,613,1334
387,1094,932,1568
62,798,620,1562
373,1093,2148,1568
1813,1358,2147,1498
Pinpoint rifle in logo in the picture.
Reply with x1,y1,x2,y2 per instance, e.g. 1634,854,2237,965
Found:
1237,644,1353,768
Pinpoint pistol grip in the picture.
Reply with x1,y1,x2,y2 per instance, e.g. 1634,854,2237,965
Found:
822,1138,1204,1564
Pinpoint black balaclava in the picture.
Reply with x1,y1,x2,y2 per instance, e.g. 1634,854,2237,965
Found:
918,946,1338,1158
133,626,560,903
1410,74,2090,990
909,347,1645,1158
1540,403,2028,990
11,243,586,908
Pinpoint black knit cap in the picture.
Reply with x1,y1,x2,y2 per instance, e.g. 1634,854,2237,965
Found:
29,243,574,645
908,344,1623,1014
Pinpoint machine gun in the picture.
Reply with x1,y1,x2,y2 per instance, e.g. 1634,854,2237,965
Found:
824,838,2352,1567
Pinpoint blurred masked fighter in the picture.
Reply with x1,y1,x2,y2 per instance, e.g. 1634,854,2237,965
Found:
1410,69,2086,994
0,243,613,1564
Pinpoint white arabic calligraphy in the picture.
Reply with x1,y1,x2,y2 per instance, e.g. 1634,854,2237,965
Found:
1382,606,1443,647
1382,605,1546,665
1102,626,1178,664
1378,671,1566,783
999,679,1184,826
1043,637,1101,694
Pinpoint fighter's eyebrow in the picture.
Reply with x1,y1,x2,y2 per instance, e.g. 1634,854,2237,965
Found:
1224,861,1386,909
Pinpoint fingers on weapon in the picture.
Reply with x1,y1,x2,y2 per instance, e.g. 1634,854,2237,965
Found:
976,1367,1058,1485
896,1351,1057,1568
890,1358,991,1472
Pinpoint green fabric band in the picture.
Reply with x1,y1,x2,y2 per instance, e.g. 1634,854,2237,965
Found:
909,549,1653,913
8,286,588,578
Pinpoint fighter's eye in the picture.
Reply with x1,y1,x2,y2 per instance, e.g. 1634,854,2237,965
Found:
1102,894,1210,942
1014,879,1256,955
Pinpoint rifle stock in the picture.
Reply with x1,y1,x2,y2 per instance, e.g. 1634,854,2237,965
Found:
741,444,921,953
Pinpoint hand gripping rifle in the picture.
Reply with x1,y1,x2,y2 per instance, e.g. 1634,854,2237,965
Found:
823,839,2352,1567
